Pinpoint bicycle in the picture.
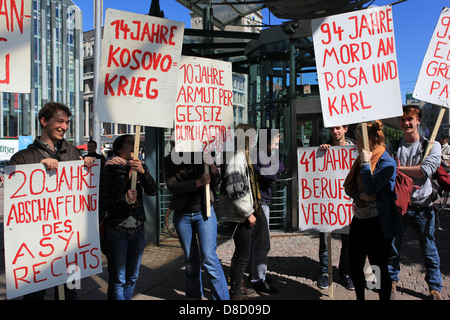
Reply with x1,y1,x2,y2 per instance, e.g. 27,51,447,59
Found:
165,208,178,238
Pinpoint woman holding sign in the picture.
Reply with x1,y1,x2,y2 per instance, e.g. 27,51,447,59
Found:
99,134,158,300
164,145,229,300
220,123,262,300
343,120,403,300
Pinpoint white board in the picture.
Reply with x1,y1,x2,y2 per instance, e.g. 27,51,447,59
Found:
98,9,184,128
0,0,31,93
174,56,234,153
297,146,358,233
3,160,102,299
413,7,450,107
312,5,403,127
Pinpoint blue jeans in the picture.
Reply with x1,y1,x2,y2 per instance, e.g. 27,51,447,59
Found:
173,207,230,300
105,227,146,300
388,208,442,292
319,232,350,276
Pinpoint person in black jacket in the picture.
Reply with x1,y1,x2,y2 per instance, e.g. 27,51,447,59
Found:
9,101,96,300
99,134,158,300
164,147,229,300
84,139,106,168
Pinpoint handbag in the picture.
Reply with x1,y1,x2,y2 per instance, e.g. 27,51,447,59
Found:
215,193,246,223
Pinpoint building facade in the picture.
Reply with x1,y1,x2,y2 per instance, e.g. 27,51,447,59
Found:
1,0,84,145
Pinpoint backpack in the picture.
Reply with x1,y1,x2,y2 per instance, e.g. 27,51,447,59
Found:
418,139,450,192
434,164,450,192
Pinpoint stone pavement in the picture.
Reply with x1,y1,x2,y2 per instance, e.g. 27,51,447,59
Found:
2,207,449,301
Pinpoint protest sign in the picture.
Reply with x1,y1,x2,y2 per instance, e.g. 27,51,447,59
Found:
3,160,102,299
174,56,234,153
413,7,450,107
297,146,358,233
312,5,403,127
97,9,184,128
0,0,31,93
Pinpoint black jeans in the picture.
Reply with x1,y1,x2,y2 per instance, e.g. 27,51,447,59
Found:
349,216,392,300
229,220,253,295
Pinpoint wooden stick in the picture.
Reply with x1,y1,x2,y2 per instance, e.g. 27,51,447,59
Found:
361,123,370,151
57,284,65,300
423,106,445,160
327,232,333,299
361,122,372,173
130,125,141,203
205,164,211,217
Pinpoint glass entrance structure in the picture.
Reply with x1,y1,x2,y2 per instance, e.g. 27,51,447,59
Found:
245,24,340,230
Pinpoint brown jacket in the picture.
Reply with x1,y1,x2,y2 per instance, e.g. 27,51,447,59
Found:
9,138,81,165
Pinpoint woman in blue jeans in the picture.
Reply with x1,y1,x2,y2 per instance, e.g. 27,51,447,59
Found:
100,134,158,300
164,151,229,300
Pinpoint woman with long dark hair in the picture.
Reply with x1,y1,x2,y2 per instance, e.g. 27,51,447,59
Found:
99,134,158,300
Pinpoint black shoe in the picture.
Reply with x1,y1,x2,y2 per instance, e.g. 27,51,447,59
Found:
339,274,355,290
253,281,278,294
317,274,329,289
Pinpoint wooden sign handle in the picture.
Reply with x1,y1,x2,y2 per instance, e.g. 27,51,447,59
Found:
361,123,373,173
327,233,333,299
205,164,211,217
130,125,141,203
423,106,445,160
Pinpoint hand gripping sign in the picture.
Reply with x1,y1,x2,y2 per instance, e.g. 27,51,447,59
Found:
98,9,184,128
312,5,403,127
297,146,358,234
3,160,102,299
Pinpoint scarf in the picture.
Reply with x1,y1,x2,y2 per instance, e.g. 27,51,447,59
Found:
343,144,385,194
246,151,262,219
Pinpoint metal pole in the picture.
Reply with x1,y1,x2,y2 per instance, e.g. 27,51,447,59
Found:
289,39,298,230
92,0,102,153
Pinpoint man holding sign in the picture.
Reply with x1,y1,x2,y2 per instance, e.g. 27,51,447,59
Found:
317,125,354,291
387,105,443,300
8,102,96,299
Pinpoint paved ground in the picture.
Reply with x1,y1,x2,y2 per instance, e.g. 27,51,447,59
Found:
2,211,450,302
1,186,450,302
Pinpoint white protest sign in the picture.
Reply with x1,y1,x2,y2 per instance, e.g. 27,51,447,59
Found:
3,160,102,299
98,9,184,128
0,0,31,93
297,146,358,233
174,56,234,153
312,5,403,127
413,7,450,107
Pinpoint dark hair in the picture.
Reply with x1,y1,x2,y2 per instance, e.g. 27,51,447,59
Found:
112,134,133,156
234,123,255,152
356,120,385,147
403,104,422,120
38,102,72,128
87,140,97,147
